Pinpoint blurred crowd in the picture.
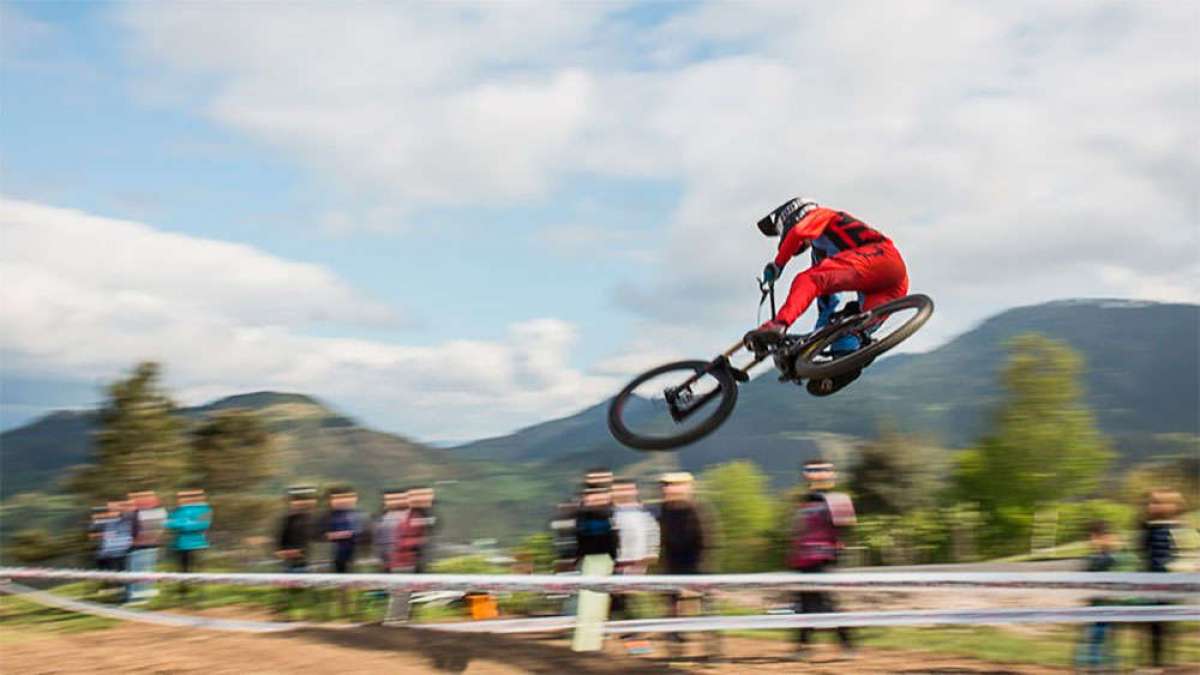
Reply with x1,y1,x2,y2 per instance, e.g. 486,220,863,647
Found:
84,483,438,613
1077,488,1187,670
550,459,860,657
87,488,207,603
76,470,1188,665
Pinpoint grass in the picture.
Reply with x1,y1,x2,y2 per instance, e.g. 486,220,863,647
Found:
995,539,1092,562
728,622,1200,667
860,623,1200,667
0,594,118,641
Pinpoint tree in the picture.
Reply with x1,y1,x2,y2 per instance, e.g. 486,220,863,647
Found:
190,409,276,548
6,529,71,564
699,461,775,572
952,334,1115,555
848,429,946,515
191,409,274,493
71,362,187,503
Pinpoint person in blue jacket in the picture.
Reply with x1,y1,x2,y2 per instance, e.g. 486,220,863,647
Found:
1139,489,1181,669
166,487,212,598
323,486,364,617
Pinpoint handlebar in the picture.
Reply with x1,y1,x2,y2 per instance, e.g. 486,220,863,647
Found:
757,277,776,320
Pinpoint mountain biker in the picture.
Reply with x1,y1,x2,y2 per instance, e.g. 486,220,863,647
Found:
745,197,909,393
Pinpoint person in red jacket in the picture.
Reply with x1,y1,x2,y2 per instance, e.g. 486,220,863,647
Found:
789,458,857,659
746,197,909,354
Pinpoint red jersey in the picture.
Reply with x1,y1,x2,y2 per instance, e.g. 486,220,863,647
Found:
774,207,890,269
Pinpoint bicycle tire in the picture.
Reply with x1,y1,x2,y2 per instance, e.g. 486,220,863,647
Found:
789,294,934,380
607,359,739,451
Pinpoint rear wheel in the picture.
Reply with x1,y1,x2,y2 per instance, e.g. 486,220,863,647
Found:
607,360,739,451
790,294,934,380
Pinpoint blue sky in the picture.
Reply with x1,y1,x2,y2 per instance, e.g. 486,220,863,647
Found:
2,1,1196,440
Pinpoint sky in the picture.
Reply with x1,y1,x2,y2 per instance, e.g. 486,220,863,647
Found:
1,1,1197,442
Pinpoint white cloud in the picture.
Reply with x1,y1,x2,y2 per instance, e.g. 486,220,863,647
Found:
117,3,617,209
117,3,1196,321
10,2,1194,434
2,198,397,329
0,198,617,439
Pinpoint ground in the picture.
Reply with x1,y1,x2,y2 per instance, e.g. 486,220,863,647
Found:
2,578,1196,674
1,618,1085,674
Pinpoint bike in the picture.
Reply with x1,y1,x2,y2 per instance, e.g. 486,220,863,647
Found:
607,281,934,451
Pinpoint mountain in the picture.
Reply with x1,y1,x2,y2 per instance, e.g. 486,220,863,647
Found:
0,391,564,544
452,299,1200,484
0,410,97,496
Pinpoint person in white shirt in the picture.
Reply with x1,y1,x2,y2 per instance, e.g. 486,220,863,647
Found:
613,480,659,573
610,479,659,654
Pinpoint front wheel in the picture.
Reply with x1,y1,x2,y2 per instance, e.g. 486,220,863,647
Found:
790,294,934,380
608,360,739,451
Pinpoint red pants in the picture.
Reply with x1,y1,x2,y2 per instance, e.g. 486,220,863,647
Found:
776,242,909,326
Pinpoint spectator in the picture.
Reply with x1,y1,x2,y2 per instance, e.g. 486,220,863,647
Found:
611,479,659,654
375,488,409,572
324,486,364,573
378,488,412,624
276,486,316,617
657,471,719,656
278,486,317,572
1075,520,1122,669
658,472,707,576
166,488,211,599
575,486,617,561
613,480,660,575
406,486,439,574
125,490,166,604
323,486,364,617
88,502,128,595
92,501,131,598
571,485,617,652
550,469,612,575
1139,489,1181,668
96,500,133,572
789,459,856,660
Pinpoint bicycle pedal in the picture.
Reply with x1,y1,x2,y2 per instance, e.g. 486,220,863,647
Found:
730,367,750,383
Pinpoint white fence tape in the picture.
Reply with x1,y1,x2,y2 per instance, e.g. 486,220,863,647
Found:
2,567,1196,594
2,567,1197,595
4,580,1195,636
416,605,1200,634
0,582,302,633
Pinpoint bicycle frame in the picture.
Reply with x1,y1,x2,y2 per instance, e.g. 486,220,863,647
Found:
663,279,779,422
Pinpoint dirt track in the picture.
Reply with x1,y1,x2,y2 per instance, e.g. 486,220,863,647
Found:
0,620,1083,674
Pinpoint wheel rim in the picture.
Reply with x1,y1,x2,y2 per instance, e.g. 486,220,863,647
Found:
791,295,932,378
609,360,737,451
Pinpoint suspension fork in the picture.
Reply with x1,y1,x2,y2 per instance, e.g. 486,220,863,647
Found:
665,341,768,421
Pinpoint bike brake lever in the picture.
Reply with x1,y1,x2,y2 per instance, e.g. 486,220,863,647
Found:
757,276,772,299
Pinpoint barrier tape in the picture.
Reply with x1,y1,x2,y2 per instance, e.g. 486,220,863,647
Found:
416,605,1200,634
2,567,1198,595
3,581,1194,636
0,582,302,633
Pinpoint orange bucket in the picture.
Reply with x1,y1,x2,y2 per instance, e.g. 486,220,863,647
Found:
465,593,498,620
